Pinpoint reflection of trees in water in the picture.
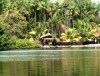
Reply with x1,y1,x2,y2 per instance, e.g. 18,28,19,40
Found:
30,51,100,76
0,62,3,76
61,51,100,76
1,62,29,76
94,51,100,76
29,59,63,76
1,51,100,76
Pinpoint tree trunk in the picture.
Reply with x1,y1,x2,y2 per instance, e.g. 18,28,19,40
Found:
44,0,46,29
35,9,37,27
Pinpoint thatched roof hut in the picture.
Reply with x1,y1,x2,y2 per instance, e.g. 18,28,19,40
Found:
40,33,53,39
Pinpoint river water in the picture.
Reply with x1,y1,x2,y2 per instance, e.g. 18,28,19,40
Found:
0,47,100,76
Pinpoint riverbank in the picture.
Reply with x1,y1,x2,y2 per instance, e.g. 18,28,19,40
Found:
43,44,100,48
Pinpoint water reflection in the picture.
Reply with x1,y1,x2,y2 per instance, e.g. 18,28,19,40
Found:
0,48,100,76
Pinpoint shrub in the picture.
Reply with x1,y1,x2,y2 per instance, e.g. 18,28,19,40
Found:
0,35,13,50
60,28,81,42
13,39,41,49
0,23,14,50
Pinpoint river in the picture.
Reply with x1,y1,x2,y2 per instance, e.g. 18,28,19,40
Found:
0,47,100,76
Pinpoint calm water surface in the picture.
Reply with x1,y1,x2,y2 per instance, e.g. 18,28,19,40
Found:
0,47,100,76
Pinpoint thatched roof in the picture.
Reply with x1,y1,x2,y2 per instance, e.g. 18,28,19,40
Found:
40,33,53,39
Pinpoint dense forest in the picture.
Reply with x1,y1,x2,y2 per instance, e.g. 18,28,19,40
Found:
0,0,100,50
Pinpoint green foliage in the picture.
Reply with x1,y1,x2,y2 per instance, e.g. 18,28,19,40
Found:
0,34,13,50
0,0,100,50
60,28,81,42
0,24,14,50
55,38,60,42
4,13,28,38
13,39,41,49
75,20,97,41
29,22,49,39
60,25,97,42
0,21,15,50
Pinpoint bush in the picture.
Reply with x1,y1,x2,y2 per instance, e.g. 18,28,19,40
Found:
13,39,41,49
60,28,81,42
0,23,14,50
0,35,13,50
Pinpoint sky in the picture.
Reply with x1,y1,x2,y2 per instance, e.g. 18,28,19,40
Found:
51,0,100,3
50,0,56,2
50,0,58,3
92,0,100,3
51,0,64,4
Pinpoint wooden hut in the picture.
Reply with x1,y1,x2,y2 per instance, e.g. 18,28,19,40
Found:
40,33,54,45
